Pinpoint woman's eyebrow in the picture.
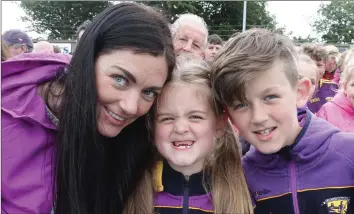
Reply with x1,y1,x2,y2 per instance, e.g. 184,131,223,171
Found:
111,65,136,84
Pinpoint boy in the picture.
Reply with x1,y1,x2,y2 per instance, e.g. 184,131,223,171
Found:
300,44,339,113
205,34,223,64
211,28,354,214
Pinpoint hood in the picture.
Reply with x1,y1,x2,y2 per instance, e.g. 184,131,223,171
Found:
2,52,71,129
329,91,354,115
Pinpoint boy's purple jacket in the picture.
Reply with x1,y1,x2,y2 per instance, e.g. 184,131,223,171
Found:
317,91,354,132
242,110,354,213
307,79,338,114
2,52,71,214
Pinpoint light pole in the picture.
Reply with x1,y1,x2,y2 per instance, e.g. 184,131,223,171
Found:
242,0,247,32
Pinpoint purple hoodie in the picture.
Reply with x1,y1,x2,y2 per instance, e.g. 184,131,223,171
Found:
2,52,71,214
307,79,338,114
242,110,354,214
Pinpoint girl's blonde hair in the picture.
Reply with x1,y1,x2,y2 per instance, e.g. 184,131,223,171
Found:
124,60,253,214
340,49,354,89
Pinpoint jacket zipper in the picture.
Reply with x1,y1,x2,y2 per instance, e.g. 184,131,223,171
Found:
289,160,300,214
183,175,190,214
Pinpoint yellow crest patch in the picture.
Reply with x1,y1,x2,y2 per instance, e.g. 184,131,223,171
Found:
323,197,350,214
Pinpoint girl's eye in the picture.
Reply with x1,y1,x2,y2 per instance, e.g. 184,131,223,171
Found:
142,90,157,100
190,115,203,120
114,76,128,87
265,95,278,101
160,117,174,122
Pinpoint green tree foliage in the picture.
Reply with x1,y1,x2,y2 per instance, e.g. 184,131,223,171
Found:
313,0,354,44
142,1,277,40
293,35,318,44
20,1,112,40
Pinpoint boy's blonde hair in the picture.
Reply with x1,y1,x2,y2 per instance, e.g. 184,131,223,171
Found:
211,28,299,105
125,61,253,214
298,53,318,85
300,43,328,62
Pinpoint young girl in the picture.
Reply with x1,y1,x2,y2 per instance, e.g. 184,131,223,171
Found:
124,61,253,214
318,51,354,132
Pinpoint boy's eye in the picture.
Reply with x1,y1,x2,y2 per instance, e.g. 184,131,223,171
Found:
265,95,278,101
113,75,128,87
233,103,248,110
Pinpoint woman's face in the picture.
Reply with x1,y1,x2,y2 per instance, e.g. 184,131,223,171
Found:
95,49,168,137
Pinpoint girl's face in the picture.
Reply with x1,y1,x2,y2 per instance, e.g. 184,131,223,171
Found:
344,72,354,107
95,49,168,137
154,83,222,175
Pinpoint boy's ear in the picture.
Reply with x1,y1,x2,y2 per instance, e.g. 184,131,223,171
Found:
215,114,227,138
296,77,312,108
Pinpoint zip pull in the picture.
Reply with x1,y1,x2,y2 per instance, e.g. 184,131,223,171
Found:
184,175,190,182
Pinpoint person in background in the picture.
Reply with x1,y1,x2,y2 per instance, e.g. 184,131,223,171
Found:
53,45,62,53
1,39,11,62
76,20,92,41
334,49,350,84
34,41,54,53
318,49,354,132
170,14,208,60
205,34,223,64
2,29,33,59
323,45,340,81
300,44,338,113
297,53,319,111
2,3,175,214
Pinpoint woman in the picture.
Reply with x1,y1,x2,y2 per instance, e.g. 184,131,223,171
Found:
2,3,175,214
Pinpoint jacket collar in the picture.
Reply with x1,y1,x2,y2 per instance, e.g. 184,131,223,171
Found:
330,92,354,115
153,160,210,196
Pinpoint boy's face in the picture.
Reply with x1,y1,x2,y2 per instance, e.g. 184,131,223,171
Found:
227,61,308,154
205,43,222,63
316,59,326,78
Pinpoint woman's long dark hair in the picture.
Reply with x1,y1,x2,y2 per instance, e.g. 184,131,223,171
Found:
54,3,175,214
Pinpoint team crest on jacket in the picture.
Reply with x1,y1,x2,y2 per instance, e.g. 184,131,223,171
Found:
322,197,350,214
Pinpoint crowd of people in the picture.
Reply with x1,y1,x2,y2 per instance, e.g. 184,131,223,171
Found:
1,2,354,214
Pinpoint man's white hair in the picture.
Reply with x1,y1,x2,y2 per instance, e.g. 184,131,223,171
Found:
171,13,208,46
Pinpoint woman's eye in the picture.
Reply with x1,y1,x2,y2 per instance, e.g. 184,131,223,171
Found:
142,90,157,100
114,76,128,87
265,95,278,101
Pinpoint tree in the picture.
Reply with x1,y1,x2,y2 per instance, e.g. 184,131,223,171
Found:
312,0,354,44
142,1,277,40
293,35,318,44
20,1,113,40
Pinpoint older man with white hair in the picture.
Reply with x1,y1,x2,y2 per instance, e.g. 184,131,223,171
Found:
170,14,208,60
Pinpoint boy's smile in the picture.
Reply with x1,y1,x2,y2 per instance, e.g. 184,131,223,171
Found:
227,60,304,154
